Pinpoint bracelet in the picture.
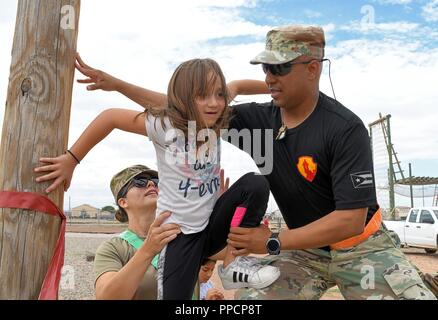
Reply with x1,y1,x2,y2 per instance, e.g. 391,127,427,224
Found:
66,150,81,164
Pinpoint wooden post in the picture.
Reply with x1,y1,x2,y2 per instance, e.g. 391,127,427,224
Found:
0,0,80,299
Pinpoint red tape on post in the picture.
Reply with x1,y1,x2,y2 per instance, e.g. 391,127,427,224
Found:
0,191,66,300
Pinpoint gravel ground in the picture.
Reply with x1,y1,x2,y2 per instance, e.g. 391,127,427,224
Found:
59,232,438,300
59,233,113,300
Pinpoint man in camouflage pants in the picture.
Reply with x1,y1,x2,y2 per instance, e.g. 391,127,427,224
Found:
227,25,436,300
235,229,435,299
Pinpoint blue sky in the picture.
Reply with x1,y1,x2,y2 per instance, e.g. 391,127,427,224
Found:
241,0,435,25
207,0,438,46
0,0,437,210
242,0,390,26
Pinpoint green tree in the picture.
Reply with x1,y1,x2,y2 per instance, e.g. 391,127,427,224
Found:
101,205,115,213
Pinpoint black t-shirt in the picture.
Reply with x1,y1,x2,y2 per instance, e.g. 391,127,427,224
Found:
228,92,378,230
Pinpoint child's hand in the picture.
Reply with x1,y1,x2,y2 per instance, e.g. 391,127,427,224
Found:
206,288,225,300
34,154,78,193
75,53,122,92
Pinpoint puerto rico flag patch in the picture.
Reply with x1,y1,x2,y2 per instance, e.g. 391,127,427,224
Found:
350,171,374,189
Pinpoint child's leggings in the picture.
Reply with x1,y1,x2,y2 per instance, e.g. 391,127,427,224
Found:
157,172,270,300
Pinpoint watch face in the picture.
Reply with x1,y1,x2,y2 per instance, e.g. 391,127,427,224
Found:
267,239,279,252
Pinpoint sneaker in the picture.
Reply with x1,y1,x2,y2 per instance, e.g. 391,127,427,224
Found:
218,256,280,290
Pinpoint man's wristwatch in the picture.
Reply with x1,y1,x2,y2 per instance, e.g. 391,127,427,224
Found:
266,232,281,255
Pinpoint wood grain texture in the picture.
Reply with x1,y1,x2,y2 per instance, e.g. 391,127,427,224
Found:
0,0,80,299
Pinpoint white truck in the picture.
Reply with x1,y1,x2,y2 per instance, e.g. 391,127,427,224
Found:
384,207,438,254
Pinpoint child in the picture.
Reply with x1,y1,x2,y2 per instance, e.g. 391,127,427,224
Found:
35,58,280,299
198,259,224,300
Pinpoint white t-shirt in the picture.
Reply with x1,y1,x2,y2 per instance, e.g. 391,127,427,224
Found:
145,114,221,234
200,280,214,300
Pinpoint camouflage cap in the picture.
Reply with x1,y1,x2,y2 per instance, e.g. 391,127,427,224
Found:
110,165,158,201
251,25,325,65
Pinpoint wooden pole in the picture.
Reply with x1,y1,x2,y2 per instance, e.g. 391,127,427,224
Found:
0,0,80,299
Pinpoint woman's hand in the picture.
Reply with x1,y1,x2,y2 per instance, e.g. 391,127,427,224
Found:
34,153,78,193
141,211,181,257
75,53,122,92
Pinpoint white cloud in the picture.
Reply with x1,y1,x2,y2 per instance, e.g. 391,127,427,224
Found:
422,0,438,22
321,23,336,41
322,38,438,206
341,21,419,33
324,39,438,160
1,0,438,212
374,0,412,5
0,0,275,210
0,1,16,23
304,10,322,19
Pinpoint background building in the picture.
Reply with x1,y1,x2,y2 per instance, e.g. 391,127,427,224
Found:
71,204,99,219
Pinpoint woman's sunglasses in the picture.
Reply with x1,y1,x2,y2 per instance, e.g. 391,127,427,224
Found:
130,177,159,188
118,176,159,199
262,59,327,76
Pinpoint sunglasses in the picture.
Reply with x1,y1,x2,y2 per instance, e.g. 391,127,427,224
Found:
130,177,159,188
262,59,327,76
118,176,159,199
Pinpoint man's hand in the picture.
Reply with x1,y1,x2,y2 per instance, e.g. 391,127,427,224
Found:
75,53,122,91
227,224,271,256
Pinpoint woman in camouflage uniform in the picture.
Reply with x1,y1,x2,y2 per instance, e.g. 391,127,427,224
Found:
93,165,180,300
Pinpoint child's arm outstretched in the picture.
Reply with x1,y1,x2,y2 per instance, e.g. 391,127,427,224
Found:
35,109,147,193
227,80,269,102
76,53,168,108
75,53,268,107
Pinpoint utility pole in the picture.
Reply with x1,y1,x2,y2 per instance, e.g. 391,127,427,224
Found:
0,0,80,299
